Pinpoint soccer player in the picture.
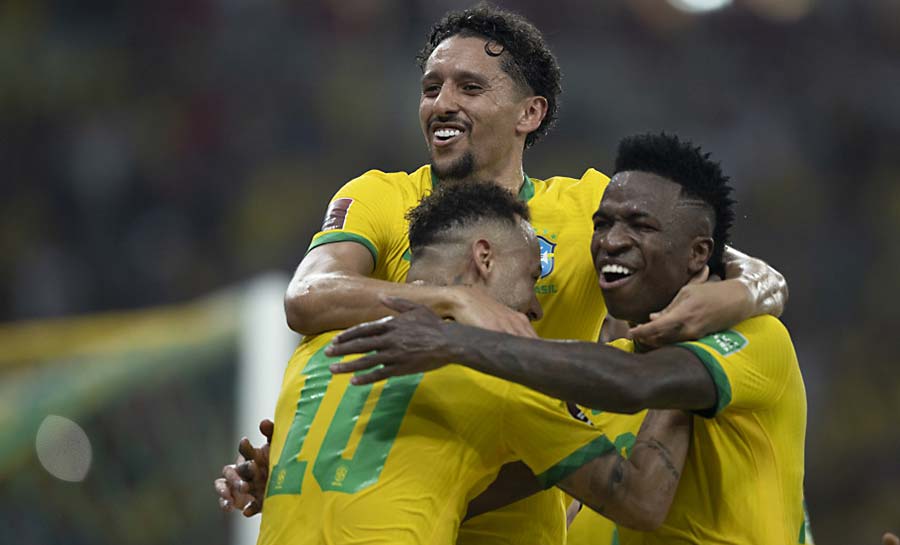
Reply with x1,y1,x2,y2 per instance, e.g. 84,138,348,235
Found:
258,181,692,544
328,133,808,544
218,6,788,544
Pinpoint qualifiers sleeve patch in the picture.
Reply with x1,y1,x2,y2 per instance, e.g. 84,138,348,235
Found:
697,330,748,356
321,198,354,231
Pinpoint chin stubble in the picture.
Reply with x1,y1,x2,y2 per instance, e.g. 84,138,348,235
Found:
431,151,475,181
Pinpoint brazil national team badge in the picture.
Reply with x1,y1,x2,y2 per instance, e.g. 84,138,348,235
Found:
537,236,556,278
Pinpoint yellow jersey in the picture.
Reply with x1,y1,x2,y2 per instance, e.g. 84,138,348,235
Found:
257,332,616,545
613,316,807,545
304,165,615,545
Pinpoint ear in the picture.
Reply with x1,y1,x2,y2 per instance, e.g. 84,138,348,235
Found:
516,96,548,138
470,238,495,283
688,236,714,275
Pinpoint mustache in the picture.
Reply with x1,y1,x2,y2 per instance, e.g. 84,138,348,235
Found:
427,115,472,131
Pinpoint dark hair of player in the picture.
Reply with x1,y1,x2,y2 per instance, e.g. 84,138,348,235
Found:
416,3,562,149
406,181,530,257
613,133,736,277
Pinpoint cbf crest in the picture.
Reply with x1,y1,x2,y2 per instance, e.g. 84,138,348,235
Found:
537,235,556,278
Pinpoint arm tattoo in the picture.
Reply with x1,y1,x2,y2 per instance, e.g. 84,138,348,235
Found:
636,438,681,481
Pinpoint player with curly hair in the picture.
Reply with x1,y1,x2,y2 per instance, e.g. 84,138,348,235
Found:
217,6,789,544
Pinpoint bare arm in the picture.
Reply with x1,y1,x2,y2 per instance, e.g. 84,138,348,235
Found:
328,299,716,413
449,326,716,413
722,245,788,318
629,246,788,346
558,410,691,531
285,242,534,337
465,411,691,531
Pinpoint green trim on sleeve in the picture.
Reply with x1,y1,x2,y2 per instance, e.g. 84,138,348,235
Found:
518,175,535,202
306,232,379,265
676,343,733,418
535,434,615,489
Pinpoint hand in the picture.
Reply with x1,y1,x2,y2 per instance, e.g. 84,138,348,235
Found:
447,285,537,339
214,419,273,517
884,532,900,545
629,267,754,347
327,296,461,385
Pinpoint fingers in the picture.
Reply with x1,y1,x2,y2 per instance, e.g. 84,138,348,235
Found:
688,266,710,285
330,352,393,375
884,532,900,545
242,500,262,517
215,478,236,512
223,463,250,496
259,419,274,443
327,334,388,358
332,318,392,345
629,318,681,347
236,459,265,485
238,437,256,460
350,363,420,386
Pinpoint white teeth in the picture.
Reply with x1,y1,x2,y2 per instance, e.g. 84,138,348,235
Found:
435,128,461,138
601,264,633,275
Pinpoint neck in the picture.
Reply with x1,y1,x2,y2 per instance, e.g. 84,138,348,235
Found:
407,258,466,288
434,145,526,195
478,146,526,194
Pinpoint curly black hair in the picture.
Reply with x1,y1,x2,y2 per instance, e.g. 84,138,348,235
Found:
613,133,736,277
417,3,562,148
407,181,529,256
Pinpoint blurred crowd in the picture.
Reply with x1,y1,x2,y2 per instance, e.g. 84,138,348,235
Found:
2,0,899,542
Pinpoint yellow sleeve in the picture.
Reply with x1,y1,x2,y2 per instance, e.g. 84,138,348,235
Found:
675,315,797,417
306,170,407,267
501,384,615,489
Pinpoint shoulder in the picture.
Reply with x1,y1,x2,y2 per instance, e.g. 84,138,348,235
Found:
531,169,610,209
347,165,428,189
686,315,797,372
731,314,793,347
338,165,432,204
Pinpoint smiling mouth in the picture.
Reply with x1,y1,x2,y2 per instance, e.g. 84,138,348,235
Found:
599,263,635,288
431,126,466,147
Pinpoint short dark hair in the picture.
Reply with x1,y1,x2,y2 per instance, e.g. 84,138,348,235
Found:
613,133,736,277
407,181,530,256
417,4,562,148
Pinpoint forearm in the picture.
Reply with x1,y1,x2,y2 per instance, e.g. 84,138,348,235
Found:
285,273,455,335
449,325,651,412
447,323,715,412
722,245,788,318
559,409,691,531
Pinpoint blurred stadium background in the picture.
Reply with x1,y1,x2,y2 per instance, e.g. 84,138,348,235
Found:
2,0,898,543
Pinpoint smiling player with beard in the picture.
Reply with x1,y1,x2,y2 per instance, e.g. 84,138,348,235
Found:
216,7,789,545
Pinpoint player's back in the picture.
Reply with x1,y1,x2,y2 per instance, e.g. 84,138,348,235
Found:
258,331,611,545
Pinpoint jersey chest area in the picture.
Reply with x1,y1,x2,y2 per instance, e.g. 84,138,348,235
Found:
528,197,605,341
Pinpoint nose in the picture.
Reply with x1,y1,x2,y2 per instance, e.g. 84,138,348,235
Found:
599,222,632,255
527,293,544,322
432,85,459,117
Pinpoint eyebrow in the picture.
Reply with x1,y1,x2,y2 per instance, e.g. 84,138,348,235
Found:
592,209,654,221
422,69,491,86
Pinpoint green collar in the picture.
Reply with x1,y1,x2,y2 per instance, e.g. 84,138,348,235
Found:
430,169,535,203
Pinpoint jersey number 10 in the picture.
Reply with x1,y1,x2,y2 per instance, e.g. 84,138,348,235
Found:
267,345,423,497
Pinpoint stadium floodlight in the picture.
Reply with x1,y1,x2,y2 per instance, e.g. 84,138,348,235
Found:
667,0,733,13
